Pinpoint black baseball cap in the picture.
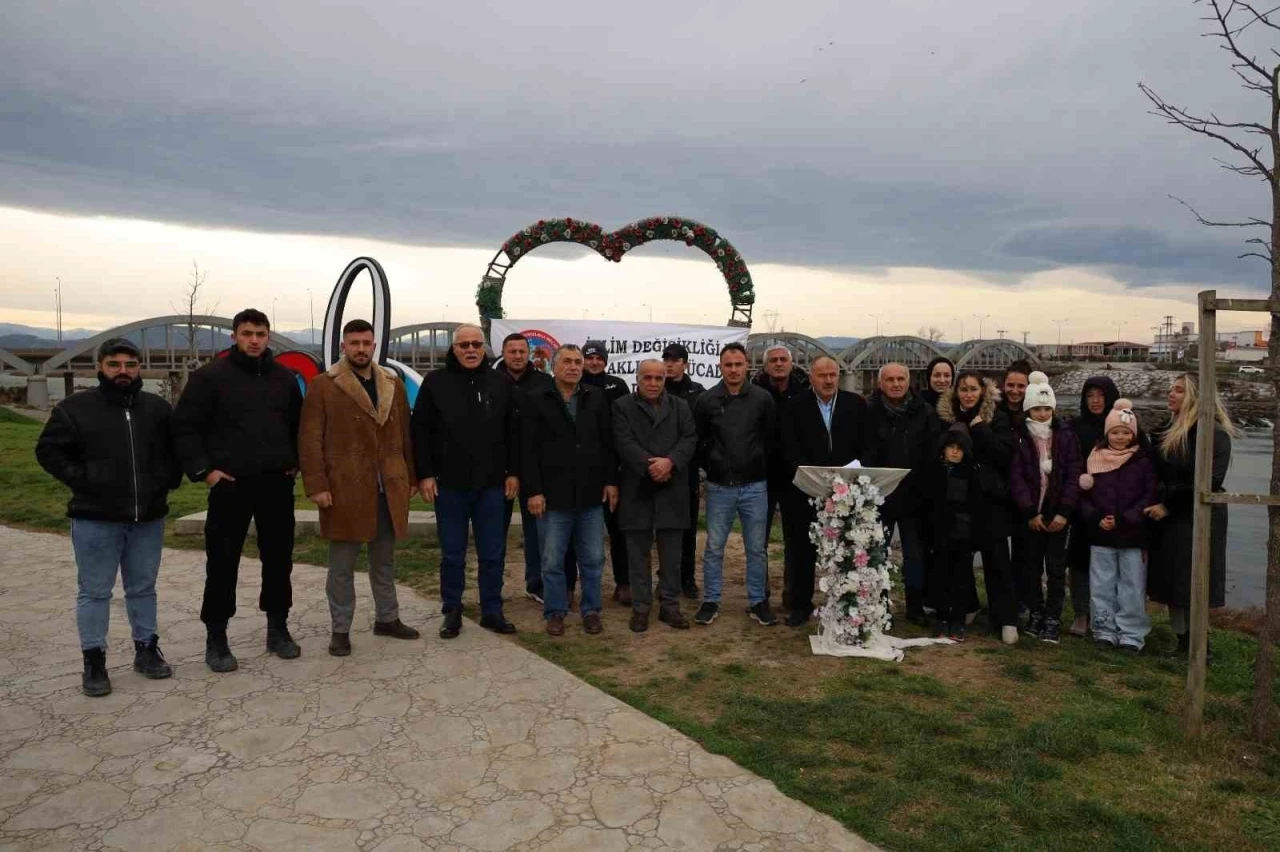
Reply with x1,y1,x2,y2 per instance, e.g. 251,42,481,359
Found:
662,343,689,361
97,338,141,362
583,340,608,361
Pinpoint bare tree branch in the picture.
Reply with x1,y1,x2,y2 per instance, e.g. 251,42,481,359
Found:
1170,194,1273,227
1139,83,1276,179
1204,0,1273,78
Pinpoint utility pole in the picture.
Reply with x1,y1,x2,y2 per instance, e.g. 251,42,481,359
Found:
953,317,965,341
1115,320,1128,340
54,276,63,343
996,328,1007,339
1052,318,1070,356
307,288,315,346
272,297,278,331
1021,330,1030,346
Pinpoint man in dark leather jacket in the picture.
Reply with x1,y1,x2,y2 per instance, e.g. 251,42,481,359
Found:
692,343,778,627
36,338,181,696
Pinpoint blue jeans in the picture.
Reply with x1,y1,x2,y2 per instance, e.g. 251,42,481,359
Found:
71,518,166,651
1089,546,1151,649
505,497,543,594
702,481,769,606
538,506,605,618
436,487,506,615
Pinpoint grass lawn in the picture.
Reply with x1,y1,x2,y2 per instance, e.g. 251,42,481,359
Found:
3,405,1278,851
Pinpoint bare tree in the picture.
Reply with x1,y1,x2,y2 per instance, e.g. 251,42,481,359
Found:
1140,0,1280,741
917,325,945,343
171,261,217,364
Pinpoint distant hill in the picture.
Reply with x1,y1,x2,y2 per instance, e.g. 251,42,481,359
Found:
816,336,861,351
0,323,98,348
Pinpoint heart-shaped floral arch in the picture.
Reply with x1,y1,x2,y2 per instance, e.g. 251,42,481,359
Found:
476,216,755,328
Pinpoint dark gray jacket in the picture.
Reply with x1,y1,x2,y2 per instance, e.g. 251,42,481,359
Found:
612,393,698,531
693,382,776,486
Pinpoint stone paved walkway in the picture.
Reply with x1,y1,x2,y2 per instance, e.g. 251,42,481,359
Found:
0,526,876,852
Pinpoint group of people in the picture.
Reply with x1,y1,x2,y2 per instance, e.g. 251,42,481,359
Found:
34,310,1236,698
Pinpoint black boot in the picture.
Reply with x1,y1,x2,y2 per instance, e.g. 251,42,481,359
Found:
205,624,238,673
1167,632,1190,658
328,632,351,657
82,648,111,697
266,612,301,659
133,635,173,679
439,609,463,639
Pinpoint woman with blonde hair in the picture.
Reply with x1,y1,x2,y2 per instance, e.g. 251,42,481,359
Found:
1143,373,1237,658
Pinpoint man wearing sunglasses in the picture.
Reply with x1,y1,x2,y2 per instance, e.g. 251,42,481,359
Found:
36,338,183,696
412,324,519,638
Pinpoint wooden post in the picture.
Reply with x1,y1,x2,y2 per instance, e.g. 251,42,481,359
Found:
1184,289,1218,738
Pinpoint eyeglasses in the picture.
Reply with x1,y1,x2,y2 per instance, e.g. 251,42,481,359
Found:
104,360,140,369
454,341,485,350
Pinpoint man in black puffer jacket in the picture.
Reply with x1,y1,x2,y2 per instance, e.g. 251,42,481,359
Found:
36,338,182,696
413,324,520,639
751,344,810,608
172,308,304,672
861,362,942,624
580,340,631,603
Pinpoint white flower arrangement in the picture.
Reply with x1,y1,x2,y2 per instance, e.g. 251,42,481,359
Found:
811,475,897,647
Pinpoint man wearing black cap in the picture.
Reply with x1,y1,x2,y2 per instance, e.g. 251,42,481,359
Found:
662,342,705,599
36,338,182,696
581,340,631,602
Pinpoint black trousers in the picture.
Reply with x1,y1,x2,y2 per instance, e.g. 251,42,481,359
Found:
679,478,700,588
1010,524,1032,609
626,529,683,614
201,473,295,625
765,484,798,597
933,546,977,625
977,539,1018,629
604,503,628,586
1024,527,1070,621
782,487,818,612
1064,522,1092,618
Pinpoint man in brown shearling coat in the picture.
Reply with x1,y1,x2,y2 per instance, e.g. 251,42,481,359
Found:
299,319,420,656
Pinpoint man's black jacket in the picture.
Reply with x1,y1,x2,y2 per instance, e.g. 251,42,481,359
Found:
412,349,518,489
36,377,182,522
781,389,868,476
860,390,942,471
582,370,629,405
172,347,303,482
752,366,810,489
520,382,616,511
693,382,776,485
664,373,705,407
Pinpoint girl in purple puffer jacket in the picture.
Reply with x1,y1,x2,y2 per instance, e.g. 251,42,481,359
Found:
1078,400,1157,653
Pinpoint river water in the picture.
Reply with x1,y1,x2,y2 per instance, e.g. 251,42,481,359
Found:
1226,430,1271,608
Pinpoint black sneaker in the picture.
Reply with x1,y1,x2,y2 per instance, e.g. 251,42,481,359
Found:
82,648,111,697
205,627,238,673
328,632,351,657
1026,610,1045,639
373,619,421,640
681,583,699,601
693,602,720,625
1041,618,1061,645
133,635,173,679
266,613,301,659
1119,644,1142,656
439,609,463,639
748,601,778,626
785,608,810,628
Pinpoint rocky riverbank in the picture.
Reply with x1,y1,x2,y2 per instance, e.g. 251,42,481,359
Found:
1049,367,1274,428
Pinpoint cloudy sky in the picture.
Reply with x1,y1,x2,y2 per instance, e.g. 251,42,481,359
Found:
0,0,1273,341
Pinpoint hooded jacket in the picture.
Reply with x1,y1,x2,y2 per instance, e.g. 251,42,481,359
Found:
1009,416,1083,522
752,366,811,488
411,348,518,489
936,378,1013,476
920,356,957,409
36,376,182,522
861,390,942,471
883,428,1010,548
171,346,304,481
1068,376,1120,459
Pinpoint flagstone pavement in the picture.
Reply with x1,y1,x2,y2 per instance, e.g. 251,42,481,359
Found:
0,526,877,852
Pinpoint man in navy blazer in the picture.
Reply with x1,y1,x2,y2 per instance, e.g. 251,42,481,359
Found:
779,356,869,627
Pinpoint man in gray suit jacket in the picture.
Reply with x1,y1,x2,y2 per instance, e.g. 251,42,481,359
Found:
612,360,698,632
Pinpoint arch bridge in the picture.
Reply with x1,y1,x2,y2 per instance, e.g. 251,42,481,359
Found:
24,315,308,376
745,333,838,372
385,322,464,373
950,338,1041,371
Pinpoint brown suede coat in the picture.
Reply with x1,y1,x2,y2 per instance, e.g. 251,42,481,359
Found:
299,360,415,542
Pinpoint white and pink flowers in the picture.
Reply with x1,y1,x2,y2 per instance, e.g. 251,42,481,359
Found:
811,475,896,648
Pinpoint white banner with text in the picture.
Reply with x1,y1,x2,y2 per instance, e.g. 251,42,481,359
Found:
489,319,748,390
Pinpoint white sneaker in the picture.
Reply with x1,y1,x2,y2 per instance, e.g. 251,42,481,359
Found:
1002,625,1020,645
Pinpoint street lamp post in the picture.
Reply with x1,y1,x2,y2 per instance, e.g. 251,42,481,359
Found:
952,316,964,341
1052,318,1070,356
870,313,882,336
641,303,653,322
972,313,991,340
307,288,315,346
54,276,63,343
271,297,278,331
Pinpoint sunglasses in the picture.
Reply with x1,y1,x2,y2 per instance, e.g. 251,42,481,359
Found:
454,341,485,350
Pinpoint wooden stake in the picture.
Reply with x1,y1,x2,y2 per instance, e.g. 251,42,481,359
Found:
1184,289,1218,739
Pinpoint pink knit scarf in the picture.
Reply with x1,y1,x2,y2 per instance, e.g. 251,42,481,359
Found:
1086,444,1138,475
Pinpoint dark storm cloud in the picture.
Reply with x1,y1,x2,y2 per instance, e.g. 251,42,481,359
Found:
0,0,1272,291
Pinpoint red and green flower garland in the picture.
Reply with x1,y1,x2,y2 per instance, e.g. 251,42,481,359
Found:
482,217,755,317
